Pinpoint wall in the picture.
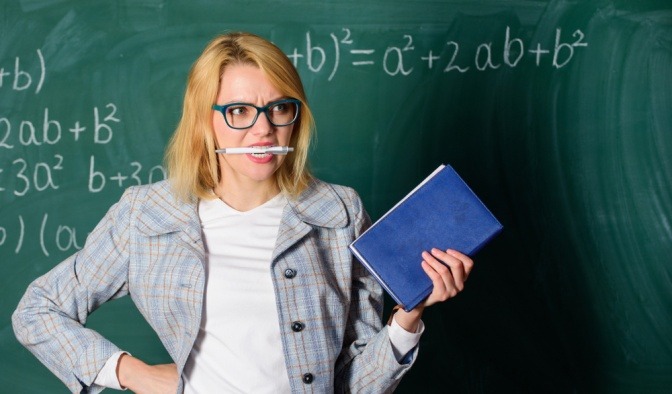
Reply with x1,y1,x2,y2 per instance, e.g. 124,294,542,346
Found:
1,1,671,392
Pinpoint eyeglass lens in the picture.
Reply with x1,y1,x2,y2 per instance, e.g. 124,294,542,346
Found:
225,101,298,129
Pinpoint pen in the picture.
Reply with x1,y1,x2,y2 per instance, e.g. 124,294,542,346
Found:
215,146,294,155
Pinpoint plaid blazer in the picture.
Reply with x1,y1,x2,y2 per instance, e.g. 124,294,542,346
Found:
13,178,416,393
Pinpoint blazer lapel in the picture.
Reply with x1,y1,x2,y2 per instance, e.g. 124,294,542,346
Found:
273,209,313,262
272,179,349,261
135,181,204,260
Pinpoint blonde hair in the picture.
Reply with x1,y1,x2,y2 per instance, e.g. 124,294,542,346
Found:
165,32,314,201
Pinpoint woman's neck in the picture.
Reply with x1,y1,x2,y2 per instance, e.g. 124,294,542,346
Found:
214,179,281,212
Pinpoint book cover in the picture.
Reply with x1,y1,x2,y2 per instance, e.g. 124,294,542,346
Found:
349,164,503,311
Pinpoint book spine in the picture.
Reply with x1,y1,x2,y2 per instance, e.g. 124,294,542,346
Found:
401,286,433,312
348,245,405,306
466,225,504,255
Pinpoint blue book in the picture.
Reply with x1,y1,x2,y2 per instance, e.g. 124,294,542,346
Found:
349,164,503,312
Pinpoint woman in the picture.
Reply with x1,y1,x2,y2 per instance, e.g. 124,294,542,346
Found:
13,32,473,393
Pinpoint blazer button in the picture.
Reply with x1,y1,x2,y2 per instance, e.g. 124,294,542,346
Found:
284,268,297,279
291,321,304,332
302,373,314,384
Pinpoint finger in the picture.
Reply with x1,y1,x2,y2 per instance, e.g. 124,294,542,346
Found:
420,259,457,304
429,248,466,291
420,261,452,305
420,254,445,283
421,251,457,299
420,260,442,286
445,248,475,280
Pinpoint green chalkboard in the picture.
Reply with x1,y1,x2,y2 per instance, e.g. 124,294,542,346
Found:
2,1,671,392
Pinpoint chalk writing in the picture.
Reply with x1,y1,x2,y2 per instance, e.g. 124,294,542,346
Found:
0,215,24,254
0,213,94,256
9,155,63,196
1,24,589,258
38,213,88,257
383,35,415,76
93,104,121,144
88,156,166,193
0,104,121,149
285,26,588,79
0,49,45,94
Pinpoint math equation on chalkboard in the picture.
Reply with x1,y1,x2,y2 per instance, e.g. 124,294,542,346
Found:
282,27,588,81
0,23,589,258
0,102,167,196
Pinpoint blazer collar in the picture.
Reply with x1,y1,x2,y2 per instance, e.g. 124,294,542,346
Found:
286,178,349,229
134,178,349,251
135,181,200,240
273,178,350,261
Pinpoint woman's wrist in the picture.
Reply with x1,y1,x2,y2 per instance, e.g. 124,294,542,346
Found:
390,305,425,333
116,353,179,392
117,354,146,390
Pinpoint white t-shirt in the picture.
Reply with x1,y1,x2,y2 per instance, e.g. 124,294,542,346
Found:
183,194,290,393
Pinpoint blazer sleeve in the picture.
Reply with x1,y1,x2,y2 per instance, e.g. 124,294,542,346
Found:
334,188,418,393
12,187,137,394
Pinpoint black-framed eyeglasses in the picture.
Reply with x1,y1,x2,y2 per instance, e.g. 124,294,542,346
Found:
212,98,301,130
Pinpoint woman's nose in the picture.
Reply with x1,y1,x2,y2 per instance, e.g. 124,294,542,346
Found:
248,111,274,135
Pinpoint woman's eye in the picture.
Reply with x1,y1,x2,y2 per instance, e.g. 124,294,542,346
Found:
228,106,247,116
271,103,287,113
